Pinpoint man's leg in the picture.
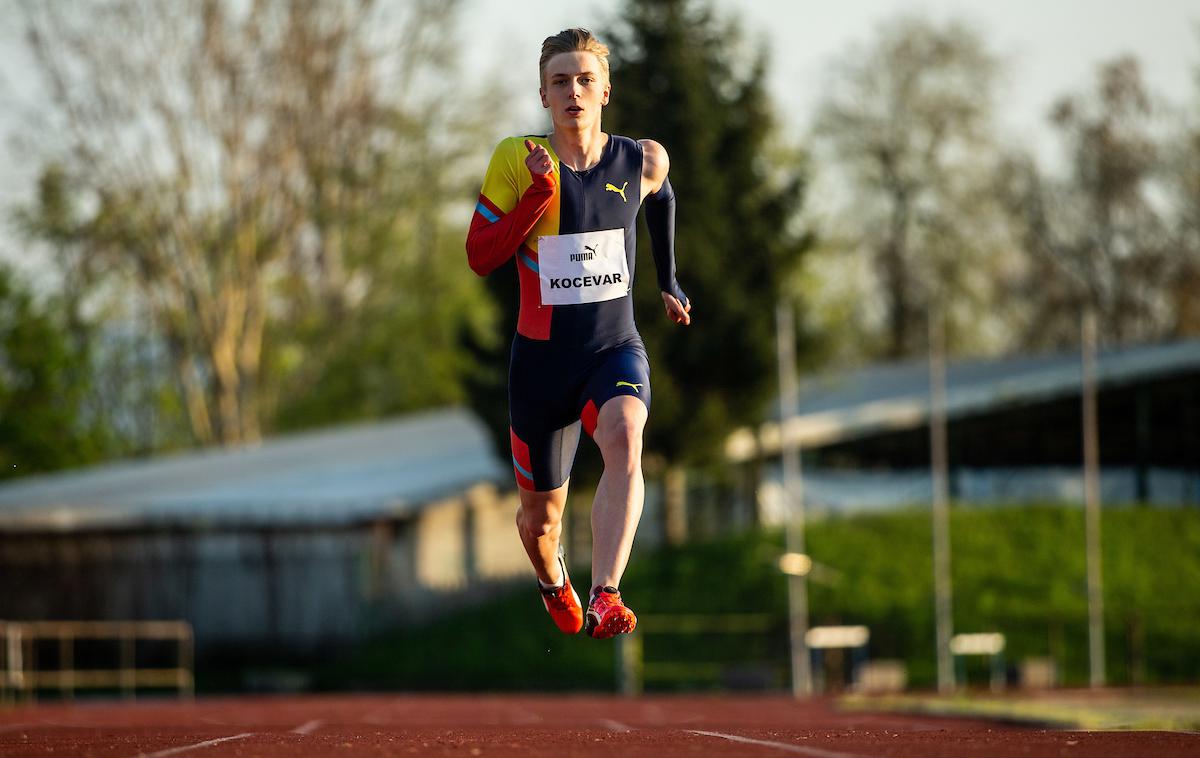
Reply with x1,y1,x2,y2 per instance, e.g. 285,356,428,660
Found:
516,482,570,585
590,395,648,592
517,480,585,635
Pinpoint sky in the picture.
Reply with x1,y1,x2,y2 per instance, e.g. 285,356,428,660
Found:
465,0,1198,146
1,0,1198,271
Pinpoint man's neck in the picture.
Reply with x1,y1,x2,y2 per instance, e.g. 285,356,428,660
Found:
550,126,607,172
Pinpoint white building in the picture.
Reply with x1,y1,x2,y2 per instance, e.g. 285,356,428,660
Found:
0,408,530,656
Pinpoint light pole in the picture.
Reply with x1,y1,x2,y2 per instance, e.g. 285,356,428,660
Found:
929,306,955,693
776,300,813,697
1081,307,1106,688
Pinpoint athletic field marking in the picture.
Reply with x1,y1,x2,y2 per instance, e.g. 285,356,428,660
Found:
688,730,874,758
135,732,254,758
291,719,323,735
596,718,633,732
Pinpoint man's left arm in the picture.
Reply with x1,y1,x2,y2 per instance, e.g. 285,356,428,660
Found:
640,139,691,326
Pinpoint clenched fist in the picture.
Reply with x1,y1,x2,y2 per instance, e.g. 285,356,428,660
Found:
525,138,554,176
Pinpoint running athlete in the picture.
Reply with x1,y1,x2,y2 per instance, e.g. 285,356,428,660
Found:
466,28,690,639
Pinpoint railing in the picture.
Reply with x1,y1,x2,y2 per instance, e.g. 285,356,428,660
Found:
617,613,779,695
1,620,194,704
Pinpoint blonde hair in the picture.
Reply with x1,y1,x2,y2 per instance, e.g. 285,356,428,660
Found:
539,28,610,86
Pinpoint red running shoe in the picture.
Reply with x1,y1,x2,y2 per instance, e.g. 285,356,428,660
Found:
584,586,637,639
539,552,584,635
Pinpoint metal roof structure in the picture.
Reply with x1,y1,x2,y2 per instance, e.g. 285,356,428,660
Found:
726,339,1200,462
0,407,506,531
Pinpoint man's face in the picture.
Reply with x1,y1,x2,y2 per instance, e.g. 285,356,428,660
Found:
540,52,610,129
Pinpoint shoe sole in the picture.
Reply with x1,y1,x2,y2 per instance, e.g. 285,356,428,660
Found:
585,607,637,639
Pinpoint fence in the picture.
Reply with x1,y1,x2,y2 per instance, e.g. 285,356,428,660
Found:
1,620,194,704
617,614,780,695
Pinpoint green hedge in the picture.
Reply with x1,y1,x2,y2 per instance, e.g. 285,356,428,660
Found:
808,505,1200,687
320,505,1200,691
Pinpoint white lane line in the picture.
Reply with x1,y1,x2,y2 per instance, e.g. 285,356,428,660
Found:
596,718,633,732
688,730,875,758
135,732,255,758
291,719,323,735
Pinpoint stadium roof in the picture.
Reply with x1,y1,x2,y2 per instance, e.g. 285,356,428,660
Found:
0,407,507,532
726,339,1200,462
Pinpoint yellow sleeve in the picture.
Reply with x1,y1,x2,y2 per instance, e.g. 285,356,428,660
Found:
479,138,521,215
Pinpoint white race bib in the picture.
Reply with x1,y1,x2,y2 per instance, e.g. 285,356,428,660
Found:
537,228,630,305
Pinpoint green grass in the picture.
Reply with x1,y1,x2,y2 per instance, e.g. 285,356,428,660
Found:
841,688,1200,731
318,504,1200,691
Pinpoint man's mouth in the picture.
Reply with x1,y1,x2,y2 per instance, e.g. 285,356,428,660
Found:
566,106,583,115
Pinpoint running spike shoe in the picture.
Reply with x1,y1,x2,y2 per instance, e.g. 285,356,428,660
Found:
584,585,637,639
539,551,584,635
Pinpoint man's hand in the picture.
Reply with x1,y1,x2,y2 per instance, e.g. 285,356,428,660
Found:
662,291,691,326
525,139,553,176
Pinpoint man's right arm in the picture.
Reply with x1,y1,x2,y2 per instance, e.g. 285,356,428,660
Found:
466,140,556,277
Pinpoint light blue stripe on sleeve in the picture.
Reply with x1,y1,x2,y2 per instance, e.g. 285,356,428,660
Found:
476,202,499,223
519,253,539,273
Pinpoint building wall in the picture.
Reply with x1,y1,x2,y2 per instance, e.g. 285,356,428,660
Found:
0,484,532,656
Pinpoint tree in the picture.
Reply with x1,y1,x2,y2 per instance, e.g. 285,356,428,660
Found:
18,0,485,448
463,0,812,541
1163,35,1200,337
813,15,1008,359
0,263,111,478
1002,57,1177,347
465,1,815,463
600,0,812,469
15,165,187,455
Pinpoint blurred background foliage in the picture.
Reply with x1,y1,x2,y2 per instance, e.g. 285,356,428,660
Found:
1,0,1198,697
317,506,1200,692
3,0,1199,477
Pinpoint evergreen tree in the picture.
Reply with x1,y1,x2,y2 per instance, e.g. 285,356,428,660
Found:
464,0,812,522
602,0,812,466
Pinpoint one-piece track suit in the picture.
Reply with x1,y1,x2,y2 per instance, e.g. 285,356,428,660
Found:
466,134,680,492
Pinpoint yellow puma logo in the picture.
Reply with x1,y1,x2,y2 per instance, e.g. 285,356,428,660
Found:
605,181,628,202
615,381,643,392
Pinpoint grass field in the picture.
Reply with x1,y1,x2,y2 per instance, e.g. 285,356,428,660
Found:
315,504,1200,693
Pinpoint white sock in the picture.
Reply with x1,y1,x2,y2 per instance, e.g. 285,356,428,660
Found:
538,555,566,589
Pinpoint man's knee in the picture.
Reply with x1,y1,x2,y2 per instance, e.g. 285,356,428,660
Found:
517,500,561,539
597,413,644,468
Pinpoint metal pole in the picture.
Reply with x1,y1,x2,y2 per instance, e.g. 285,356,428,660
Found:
1081,307,1106,687
776,301,813,697
929,306,955,693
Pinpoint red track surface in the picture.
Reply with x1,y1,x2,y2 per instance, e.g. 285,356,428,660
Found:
1,694,1196,757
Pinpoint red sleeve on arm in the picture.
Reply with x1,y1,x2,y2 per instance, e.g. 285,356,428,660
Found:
466,172,555,277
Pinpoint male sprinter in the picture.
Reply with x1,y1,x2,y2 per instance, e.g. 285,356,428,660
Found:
465,28,690,639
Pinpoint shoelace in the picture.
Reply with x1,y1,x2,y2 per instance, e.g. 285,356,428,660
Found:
543,584,574,609
590,591,621,611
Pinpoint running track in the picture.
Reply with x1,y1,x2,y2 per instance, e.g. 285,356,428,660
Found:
1,694,1196,757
